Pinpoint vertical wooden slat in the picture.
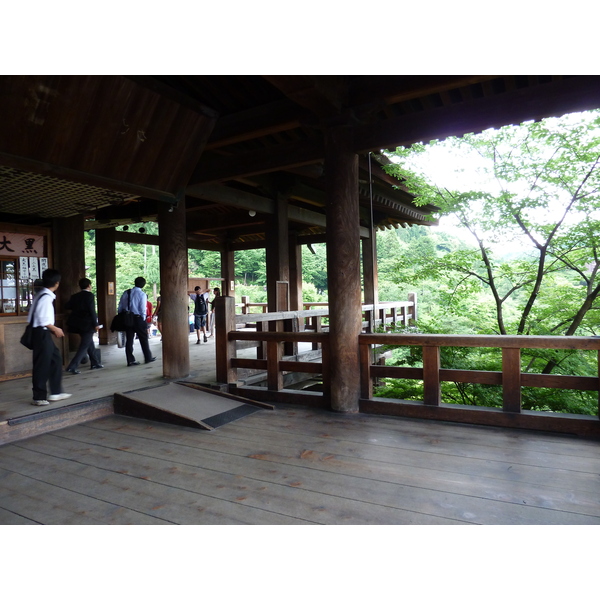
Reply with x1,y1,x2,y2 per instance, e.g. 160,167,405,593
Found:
502,347,522,413
360,340,373,400
408,292,418,323
422,345,441,406
215,295,237,385
267,340,283,391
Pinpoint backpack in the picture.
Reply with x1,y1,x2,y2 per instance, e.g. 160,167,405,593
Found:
194,293,207,315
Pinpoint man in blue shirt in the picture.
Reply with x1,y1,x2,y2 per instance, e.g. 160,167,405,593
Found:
117,277,156,366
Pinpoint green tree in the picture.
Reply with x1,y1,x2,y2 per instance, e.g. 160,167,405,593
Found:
385,110,600,341
380,110,600,414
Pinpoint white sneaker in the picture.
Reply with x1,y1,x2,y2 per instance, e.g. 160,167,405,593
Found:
31,399,50,406
48,393,72,402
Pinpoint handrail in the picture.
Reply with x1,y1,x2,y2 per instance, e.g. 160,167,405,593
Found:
358,333,600,436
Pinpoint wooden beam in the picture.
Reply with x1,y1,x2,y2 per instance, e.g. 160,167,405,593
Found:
262,75,347,117
189,138,323,185
206,100,307,149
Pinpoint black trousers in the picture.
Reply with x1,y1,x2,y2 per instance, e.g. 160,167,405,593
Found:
124,315,152,364
31,327,63,400
67,330,101,370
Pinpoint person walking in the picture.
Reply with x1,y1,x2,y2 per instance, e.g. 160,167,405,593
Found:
29,268,72,406
189,285,209,344
65,277,104,373
118,277,156,366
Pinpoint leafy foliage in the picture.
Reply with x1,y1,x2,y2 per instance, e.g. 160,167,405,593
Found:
377,110,600,415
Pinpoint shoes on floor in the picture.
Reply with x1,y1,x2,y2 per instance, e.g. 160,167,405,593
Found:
127,361,140,366
196,339,200,344
203,335,208,343
90,364,104,369
31,399,50,406
48,393,72,402
66,368,81,375
145,357,156,364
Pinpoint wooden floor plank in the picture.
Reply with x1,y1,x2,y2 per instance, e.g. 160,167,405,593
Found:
34,415,600,524
83,414,600,513
2,403,600,525
11,430,461,525
0,445,307,525
0,468,167,525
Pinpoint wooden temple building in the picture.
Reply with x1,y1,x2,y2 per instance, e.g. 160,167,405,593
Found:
2,75,600,438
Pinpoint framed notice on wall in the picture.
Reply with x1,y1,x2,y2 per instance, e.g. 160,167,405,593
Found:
19,257,29,278
39,257,48,273
108,282,115,295
29,257,39,280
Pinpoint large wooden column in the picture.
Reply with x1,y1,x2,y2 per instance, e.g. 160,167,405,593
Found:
53,215,85,355
362,230,378,333
220,240,235,297
325,126,362,413
266,195,290,313
95,227,117,345
158,198,190,378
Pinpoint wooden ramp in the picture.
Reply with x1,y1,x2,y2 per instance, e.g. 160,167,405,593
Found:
114,382,273,431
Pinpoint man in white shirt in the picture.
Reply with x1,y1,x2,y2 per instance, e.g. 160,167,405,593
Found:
29,268,72,406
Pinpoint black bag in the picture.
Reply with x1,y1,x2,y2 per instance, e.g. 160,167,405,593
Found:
20,323,34,350
194,293,207,315
110,289,135,332
21,294,40,350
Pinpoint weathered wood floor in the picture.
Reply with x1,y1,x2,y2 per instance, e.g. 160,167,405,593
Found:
1,403,599,525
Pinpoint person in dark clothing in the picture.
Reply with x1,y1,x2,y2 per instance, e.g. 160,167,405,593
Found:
189,285,209,344
65,277,103,374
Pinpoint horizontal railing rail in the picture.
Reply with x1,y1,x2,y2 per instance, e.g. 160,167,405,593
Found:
358,333,600,437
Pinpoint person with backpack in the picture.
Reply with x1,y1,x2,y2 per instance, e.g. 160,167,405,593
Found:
189,285,209,344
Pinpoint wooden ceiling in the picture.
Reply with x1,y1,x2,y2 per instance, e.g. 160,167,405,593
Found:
2,75,600,249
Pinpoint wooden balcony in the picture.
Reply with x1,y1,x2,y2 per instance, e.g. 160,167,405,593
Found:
1,401,599,524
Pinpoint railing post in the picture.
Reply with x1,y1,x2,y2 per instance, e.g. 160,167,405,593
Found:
360,339,373,400
241,295,249,315
267,339,283,390
423,345,441,406
215,295,237,385
408,292,417,323
312,316,322,350
502,347,522,413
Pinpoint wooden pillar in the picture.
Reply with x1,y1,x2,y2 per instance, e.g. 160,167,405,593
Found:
215,295,237,385
53,215,85,355
266,195,290,313
158,198,190,379
221,240,235,298
95,227,117,345
289,232,302,311
362,231,378,333
325,126,362,413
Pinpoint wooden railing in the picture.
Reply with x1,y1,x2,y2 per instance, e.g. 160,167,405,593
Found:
359,333,600,437
216,298,600,436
